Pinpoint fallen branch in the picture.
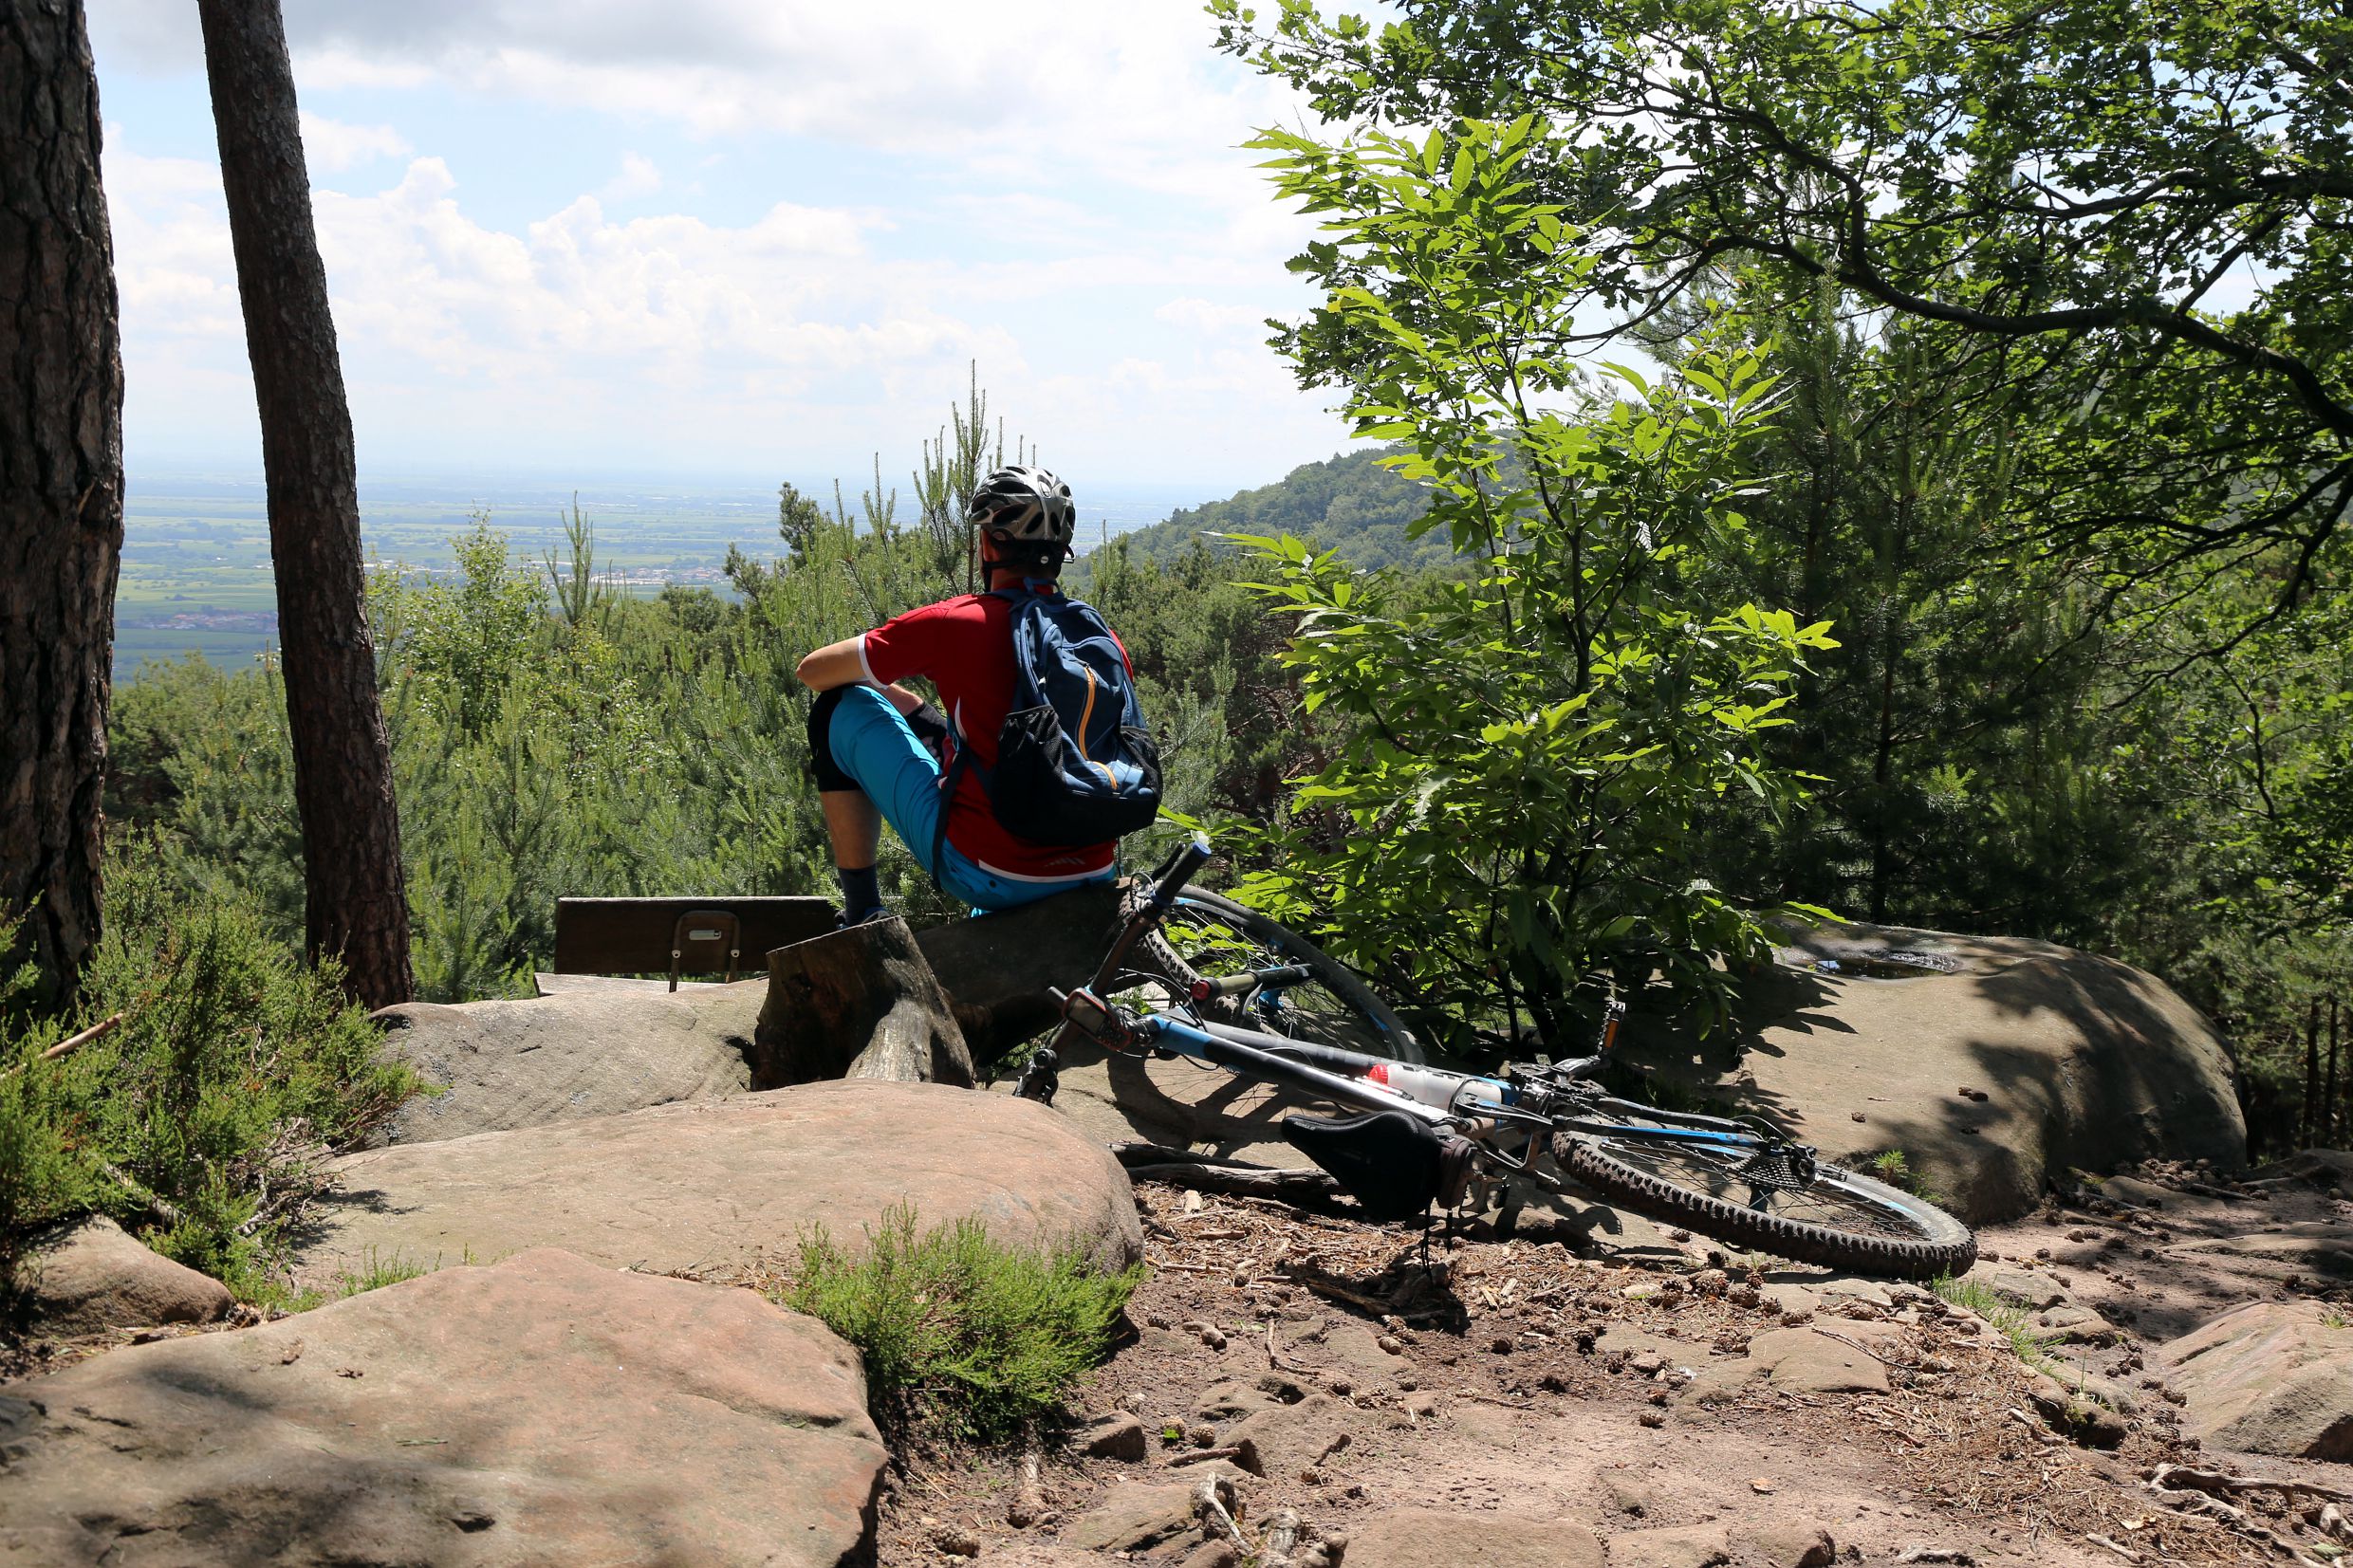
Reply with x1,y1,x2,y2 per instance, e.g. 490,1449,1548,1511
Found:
1168,1445,1247,1467
1261,1507,1303,1568
2146,1467,2339,1565
0,1011,124,1080
98,1160,181,1228
1126,1163,1340,1201
2167,1179,2251,1204
1810,1326,1918,1369
1111,1140,1269,1171
1006,1443,1045,1529
1277,1268,1398,1316
1192,1477,1249,1554
2149,1463,2353,1508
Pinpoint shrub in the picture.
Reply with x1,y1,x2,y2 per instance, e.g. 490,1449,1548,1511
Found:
1864,1149,1950,1208
782,1203,1141,1444
1932,1275,2052,1373
0,850,423,1309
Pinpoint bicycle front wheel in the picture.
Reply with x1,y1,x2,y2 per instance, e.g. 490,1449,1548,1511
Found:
1556,1121,1976,1281
1154,890,1425,1064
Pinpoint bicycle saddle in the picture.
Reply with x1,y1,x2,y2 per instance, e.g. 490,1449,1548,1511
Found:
1283,1110,1469,1222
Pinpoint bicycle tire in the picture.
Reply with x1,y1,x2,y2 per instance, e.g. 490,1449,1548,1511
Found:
1557,1128,1976,1281
1146,889,1426,1064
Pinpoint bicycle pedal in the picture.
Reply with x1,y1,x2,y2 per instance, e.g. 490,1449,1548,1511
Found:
1011,1047,1061,1106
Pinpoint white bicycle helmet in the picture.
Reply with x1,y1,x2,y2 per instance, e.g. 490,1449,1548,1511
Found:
968,466,1076,563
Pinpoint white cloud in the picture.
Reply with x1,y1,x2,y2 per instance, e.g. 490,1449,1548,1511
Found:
101,144,1321,476
1156,297,1275,336
597,152,662,202
101,1,1309,227
88,2,1355,483
297,112,412,173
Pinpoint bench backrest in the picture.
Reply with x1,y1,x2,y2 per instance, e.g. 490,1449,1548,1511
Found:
552,896,838,985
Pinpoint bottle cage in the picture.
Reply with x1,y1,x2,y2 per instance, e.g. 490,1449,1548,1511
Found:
1282,1110,1475,1222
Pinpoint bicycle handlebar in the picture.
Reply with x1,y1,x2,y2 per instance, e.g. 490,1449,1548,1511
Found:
1152,835,1213,908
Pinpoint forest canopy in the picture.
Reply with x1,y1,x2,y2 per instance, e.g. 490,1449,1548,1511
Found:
1213,0,2353,655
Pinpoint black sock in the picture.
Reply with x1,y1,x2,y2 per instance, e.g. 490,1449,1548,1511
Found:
837,864,882,920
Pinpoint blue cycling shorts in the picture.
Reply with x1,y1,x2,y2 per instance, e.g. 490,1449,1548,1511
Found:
813,683,1115,912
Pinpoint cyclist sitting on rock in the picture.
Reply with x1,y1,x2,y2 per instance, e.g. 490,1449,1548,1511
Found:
795,466,1161,926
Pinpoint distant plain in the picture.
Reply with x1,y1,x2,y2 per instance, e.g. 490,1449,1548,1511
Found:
114,472,1206,682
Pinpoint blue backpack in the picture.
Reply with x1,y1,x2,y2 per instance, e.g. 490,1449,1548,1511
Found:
933,585,1161,866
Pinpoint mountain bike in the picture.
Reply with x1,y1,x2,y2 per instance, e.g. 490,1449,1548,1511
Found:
1140,884,1427,1062
1016,836,1976,1281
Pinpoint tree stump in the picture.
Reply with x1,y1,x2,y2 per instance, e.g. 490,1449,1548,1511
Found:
916,879,1178,1063
753,917,975,1089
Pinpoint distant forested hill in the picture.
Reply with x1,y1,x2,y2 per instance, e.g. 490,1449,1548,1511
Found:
1102,446,1453,572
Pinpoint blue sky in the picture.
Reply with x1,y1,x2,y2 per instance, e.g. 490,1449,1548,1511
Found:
87,0,1361,493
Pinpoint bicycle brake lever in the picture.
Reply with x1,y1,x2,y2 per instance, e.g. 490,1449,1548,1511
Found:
1011,1045,1061,1105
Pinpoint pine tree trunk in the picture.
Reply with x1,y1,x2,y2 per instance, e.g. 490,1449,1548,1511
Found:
2306,997,2325,1148
196,0,412,1006
2334,998,2345,1151
0,0,123,1005
2325,1013,2341,1151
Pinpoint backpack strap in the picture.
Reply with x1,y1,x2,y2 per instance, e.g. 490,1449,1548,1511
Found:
927,581,1053,895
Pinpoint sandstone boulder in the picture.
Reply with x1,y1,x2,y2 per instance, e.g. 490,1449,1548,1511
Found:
2251,1149,2353,1190
295,1079,1141,1291
1061,1481,1211,1552
1958,1260,2072,1311
367,979,768,1146
1343,1508,1604,1568
1621,920,2244,1223
2156,1300,2353,1459
8,1217,232,1336
2160,1225,2353,1285
1607,1523,1732,1568
1223,1393,1359,1483
0,1248,886,1566
1685,1326,1896,1404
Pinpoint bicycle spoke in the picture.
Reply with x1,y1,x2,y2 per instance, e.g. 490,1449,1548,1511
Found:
1163,910,1384,1052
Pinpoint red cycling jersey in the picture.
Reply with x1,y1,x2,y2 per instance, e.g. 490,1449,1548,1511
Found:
858,587,1133,882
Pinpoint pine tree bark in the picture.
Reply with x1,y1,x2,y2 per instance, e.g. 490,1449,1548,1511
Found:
0,0,124,1005
196,0,411,1005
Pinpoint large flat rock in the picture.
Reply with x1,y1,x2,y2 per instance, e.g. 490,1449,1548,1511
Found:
2157,1300,2353,1460
367,980,769,1146
0,1248,886,1566
1000,1036,1318,1170
1622,921,2244,1222
293,1079,1142,1289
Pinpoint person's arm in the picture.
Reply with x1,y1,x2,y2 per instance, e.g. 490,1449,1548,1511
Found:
795,636,924,714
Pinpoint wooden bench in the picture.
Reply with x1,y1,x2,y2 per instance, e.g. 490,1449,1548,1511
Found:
550,896,839,990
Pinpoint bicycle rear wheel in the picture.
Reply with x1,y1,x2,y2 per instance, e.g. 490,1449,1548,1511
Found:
1556,1118,1975,1280
1150,890,1424,1063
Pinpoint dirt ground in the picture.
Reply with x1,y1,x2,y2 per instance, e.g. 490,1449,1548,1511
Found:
877,1163,2353,1568
17,1155,2353,1567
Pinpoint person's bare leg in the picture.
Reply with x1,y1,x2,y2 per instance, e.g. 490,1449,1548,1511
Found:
821,788,882,870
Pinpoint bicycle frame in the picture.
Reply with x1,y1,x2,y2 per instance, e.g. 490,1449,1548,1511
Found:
1053,985,1789,1166
1028,834,1815,1206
